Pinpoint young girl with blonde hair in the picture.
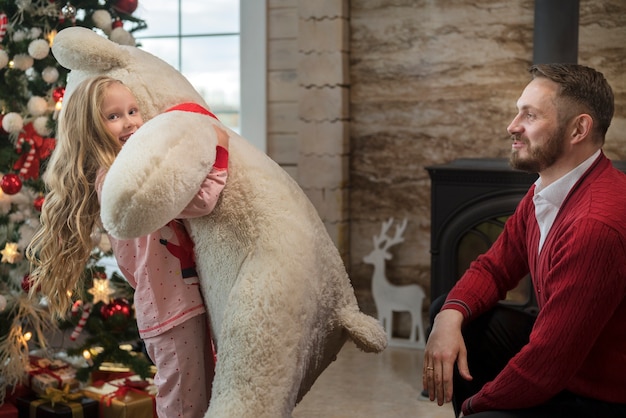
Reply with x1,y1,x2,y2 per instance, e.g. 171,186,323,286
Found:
27,75,228,418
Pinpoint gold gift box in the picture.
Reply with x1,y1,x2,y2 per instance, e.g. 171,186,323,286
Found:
83,375,156,418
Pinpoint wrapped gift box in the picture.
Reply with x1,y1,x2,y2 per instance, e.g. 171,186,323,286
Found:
91,362,156,385
15,394,98,418
24,357,78,396
83,376,156,418
4,384,34,405
0,402,18,418
90,362,158,386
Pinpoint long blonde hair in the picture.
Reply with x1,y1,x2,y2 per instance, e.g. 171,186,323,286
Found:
26,76,126,318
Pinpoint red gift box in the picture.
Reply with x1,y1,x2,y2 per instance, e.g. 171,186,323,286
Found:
4,385,33,405
89,370,134,385
0,402,18,418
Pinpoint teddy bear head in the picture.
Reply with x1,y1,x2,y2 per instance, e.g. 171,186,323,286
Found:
52,26,205,122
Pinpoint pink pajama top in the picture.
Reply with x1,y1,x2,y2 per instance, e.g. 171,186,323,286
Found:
98,146,228,339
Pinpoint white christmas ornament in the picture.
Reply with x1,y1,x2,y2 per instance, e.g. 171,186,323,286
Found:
62,2,77,20
92,9,113,35
12,29,28,42
33,116,51,136
0,294,6,312
1,112,24,133
12,53,34,71
27,96,48,116
28,39,50,60
29,27,42,39
0,50,8,69
41,66,59,83
110,27,135,46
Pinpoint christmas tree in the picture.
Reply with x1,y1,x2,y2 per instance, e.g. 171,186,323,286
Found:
0,0,150,403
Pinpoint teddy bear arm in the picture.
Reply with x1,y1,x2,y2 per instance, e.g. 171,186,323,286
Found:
101,112,218,238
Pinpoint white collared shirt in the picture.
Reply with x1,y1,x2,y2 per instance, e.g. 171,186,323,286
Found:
533,150,601,253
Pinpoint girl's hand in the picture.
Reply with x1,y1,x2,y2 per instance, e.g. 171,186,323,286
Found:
213,125,229,150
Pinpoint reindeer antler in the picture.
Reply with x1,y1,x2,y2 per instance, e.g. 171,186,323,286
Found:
373,218,408,251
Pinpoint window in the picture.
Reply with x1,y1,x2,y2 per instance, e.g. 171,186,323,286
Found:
133,1,242,132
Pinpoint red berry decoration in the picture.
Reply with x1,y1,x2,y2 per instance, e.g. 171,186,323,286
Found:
113,0,138,14
1,174,22,195
34,195,45,211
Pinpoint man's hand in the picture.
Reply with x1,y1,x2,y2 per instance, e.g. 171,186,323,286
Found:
422,309,472,406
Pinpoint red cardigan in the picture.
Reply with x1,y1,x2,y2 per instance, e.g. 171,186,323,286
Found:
443,153,626,414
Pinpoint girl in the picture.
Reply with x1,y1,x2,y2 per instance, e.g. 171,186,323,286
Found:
27,75,228,418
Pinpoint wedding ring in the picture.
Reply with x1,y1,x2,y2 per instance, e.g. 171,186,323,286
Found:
426,367,434,371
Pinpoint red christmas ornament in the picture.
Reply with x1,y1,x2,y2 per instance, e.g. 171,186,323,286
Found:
52,87,65,103
94,271,107,279
112,17,123,29
22,274,41,293
34,195,45,211
113,0,138,14
100,298,132,320
21,274,34,292
1,173,22,195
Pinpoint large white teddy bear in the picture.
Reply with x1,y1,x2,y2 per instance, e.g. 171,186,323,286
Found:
51,27,386,417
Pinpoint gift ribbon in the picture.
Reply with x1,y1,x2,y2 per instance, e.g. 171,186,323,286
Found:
27,357,70,388
100,378,157,417
29,385,84,418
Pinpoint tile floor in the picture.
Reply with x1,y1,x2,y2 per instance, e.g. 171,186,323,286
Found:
293,342,454,418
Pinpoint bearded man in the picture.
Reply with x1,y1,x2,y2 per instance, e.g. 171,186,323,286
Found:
422,64,626,418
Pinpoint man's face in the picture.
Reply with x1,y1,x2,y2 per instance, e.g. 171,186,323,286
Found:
507,77,568,173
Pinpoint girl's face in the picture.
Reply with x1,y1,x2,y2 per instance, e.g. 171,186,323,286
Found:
101,83,143,146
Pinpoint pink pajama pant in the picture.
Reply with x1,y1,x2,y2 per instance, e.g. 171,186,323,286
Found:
144,313,215,418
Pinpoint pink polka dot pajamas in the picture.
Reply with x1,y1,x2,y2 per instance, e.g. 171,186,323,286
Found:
98,146,228,417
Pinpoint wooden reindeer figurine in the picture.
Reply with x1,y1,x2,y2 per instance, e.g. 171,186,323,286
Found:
363,218,426,349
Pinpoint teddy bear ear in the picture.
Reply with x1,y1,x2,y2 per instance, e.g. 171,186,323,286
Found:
52,27,130,71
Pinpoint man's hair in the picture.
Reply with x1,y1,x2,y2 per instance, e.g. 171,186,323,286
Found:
529,63,614,142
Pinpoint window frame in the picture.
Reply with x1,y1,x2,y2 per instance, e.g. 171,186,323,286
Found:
133,0,267,151
240,1,267,152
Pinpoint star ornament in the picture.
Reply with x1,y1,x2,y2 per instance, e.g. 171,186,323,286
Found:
1,242,21,263
88,277,114,305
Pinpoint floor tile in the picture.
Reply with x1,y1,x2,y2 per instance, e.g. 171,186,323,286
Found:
294,343,454,417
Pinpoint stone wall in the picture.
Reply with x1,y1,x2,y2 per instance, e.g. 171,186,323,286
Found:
268,0,626,316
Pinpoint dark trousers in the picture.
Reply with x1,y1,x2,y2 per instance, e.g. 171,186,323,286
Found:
429,294,626,418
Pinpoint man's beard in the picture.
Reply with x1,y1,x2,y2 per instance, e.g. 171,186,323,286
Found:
509,126,567,173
